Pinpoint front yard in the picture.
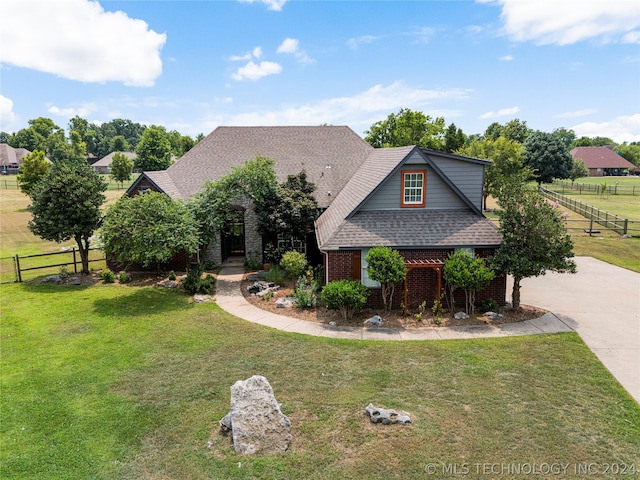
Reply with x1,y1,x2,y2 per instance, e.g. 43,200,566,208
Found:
1,281,638,479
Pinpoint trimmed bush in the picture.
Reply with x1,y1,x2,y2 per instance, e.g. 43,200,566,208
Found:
321,280,370,321
181,264,216,295
118,271,132,284
293,275,318,309
279,250,307,279
100,268,115,284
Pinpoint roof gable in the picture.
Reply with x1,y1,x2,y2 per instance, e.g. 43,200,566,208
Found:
93,151,136,168
315,146,486,249
570,147,635,169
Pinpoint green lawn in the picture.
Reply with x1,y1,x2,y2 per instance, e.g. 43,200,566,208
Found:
1,282,638,479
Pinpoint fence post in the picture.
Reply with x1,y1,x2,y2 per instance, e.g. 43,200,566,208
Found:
15,254,22,282
73,247,77,274
624,219,628,236
589,218,593,236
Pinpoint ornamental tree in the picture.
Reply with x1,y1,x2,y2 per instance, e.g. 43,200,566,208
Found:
443,250,494,314
492,182,576,309
101,191,199,270
524,131,573,184
365,246,407,311
17,149,49,197
28,161,107,274
135,125,173,171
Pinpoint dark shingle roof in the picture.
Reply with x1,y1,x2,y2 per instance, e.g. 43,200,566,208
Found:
159,126,374,207
321,210,502,250
571,147,635,169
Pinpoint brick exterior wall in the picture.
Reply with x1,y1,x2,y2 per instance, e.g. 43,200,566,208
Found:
325,248,506,310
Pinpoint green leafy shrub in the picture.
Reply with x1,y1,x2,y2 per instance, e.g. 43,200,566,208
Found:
244,251,263,271
293,275,317,309
366,246,407,311
279,250,307,279
100,268,115,284
118,271,132,284
321,279,370,321
265,265,287,285
168,270,177,281
181,264,216,295
480,298,498,313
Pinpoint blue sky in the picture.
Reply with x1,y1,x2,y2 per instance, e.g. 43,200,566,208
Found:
1,0,639,142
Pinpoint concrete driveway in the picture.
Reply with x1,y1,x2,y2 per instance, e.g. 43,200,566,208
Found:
507,256,640,403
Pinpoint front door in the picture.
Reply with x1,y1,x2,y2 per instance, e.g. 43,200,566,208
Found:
221,215,245,262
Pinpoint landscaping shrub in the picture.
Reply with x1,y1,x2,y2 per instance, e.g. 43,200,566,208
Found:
293,275,317,309
279,250,307,279
244,251,263,271
168,270,177,281
100,268,115,284
265,265,287,285
481,298,498,312
118,271,132,284
181,264,216,295
321,279,370,321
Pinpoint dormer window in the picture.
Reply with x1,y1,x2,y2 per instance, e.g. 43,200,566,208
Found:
401,170,426,207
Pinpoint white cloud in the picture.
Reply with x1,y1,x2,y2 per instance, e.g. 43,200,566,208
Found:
499,55,513,61
230,47,263,62
0,95,19,132
409,27,437,44
556,109,597,119
479,106,520,119
571,114,640,143
1,0,166,86
232,61,282,81
347,35,379,50
48,103,98,119
209,82,470,131
488,0,640,45
277,38,313,64
623,31,640,44
238,0,287,11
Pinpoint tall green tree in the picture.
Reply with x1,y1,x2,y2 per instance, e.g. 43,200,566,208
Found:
102,191,199,270
492,182,576,309
443,251,494,314
17,150,49,197
524,131,573,184
365,246,407,311
443,123,466,153
502,119,531,144
110,152,134,187
135,125,173,171
616,143,640,166
364,108,446,150
569,159,589,183
28,161,108,274
109,135,130,153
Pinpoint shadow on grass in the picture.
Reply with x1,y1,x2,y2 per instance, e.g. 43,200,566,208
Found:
91,287,192,317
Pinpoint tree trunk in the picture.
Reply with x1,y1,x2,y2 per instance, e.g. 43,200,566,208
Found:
512,277,522,310
75,235,90,274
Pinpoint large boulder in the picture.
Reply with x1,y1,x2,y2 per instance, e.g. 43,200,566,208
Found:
219,375,291,455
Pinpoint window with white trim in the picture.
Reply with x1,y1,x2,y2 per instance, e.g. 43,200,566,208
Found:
361,249,381,288
401,170,426,207
455,247,475,257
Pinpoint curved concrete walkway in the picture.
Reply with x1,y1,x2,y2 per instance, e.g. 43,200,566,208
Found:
215,256,640,403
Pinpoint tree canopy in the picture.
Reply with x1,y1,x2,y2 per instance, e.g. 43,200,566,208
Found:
492,182,576,309
443,251,494,314
101,191,199,269
28,161,107,274
110,152,134,186
17,149,49,197
134,125,173,171
365,246,407,311
524,131,573,184
364,108,447,150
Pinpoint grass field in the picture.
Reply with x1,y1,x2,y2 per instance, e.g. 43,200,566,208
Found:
1,282,638,479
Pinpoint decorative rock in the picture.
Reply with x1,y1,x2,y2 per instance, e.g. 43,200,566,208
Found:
483,311,504,320
193,294,214,303
329,321,336,326
256,286,279,298
156,279,179,289
219,375,292,455
42,275,63,284
454,312,469,320
66,276,82,285
365,403,411,425
275,297,294,308
364,315,383,326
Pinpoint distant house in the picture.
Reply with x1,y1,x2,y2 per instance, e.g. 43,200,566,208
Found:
92,151,136,174
127,126,505,308
0,144,33,174
570,146,635,177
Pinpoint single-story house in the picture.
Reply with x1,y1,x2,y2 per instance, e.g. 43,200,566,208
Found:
92,151,137,174
0,144,35,174
127,126,505,308
570,146,635,177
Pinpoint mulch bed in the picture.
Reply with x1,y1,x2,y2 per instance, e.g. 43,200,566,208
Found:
240,275,548,329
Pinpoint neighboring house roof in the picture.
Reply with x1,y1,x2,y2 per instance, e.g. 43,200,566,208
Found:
570,146,635,169
92,151,136,168
315,146,495,250
127,126,374,207
0,144,33,167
